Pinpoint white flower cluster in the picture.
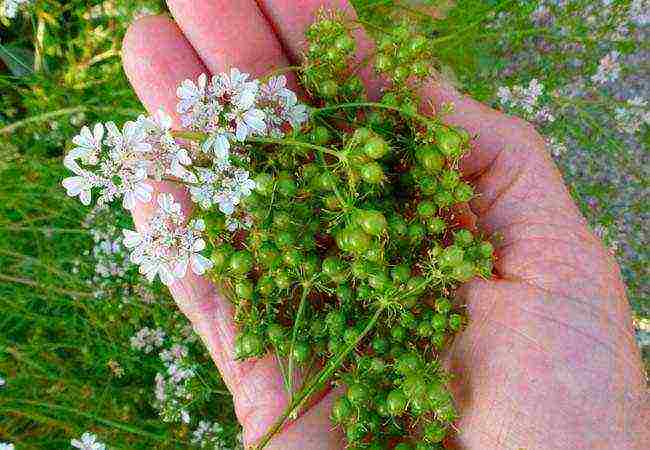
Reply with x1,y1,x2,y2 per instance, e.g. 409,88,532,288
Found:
0,374,5,388
497,78,555,124
122,193,213,285
591,50,621,85
0,443,14,450
71,432,106,450
1,0,31,19
130,327,166,353
154,343,195,424
614,97,650,134
62,69,308,285
191,421,239,449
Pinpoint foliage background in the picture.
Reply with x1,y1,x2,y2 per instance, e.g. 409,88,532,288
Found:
0,0,647,448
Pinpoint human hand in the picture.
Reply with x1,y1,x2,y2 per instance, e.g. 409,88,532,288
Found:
121,1,648,449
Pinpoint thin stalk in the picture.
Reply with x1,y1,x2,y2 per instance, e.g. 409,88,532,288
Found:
253,306,385,450
261,65,302,83
311,101,434,125
286,282,312,398
248,136,345,160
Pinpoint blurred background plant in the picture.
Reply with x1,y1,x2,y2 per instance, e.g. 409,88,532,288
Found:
0,0,647,448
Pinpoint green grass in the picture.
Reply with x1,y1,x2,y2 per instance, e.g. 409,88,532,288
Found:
1,0,647,448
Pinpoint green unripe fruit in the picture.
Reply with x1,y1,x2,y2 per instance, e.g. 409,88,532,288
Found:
302,253,320,276
437,403,457,422
434,189,454,207
407,223,426,242
235,279,254,299
345,76,364,96
254,173,274,196
427,217,446,234
396,352,422,373
417,321,433,337
319,79,338,98
346,422,367,442
267,324,285,343
335,34,355,52
368,271,391,292
415,443,437,450
344,229,372,254
360,162,384,184
369,357,385,373
310,125,331,145
229,251,253,274
326,311,346,334
323,194,341,210
358,210,387,236
419,176,438,195
400,311,417,329
440,245,464,267
402,375,427,398
336,283,354,302
353,127,372,143
435,298,452,315
406,275,426,295
275,270,292,289
292,342,311,364
258,244,280,268
452,261,475,282
424,422,447,443
316,172,338,191
351,260,370,279
391,264,411,284
275,230,296,248
391,325,407,342
347,383,370,405
431,332,446,349
440,169,460,189
282,248,303,267
436,129,462,156
322,256,344,279
431,313,447,332
257,275,275,296
410,396,431,415
387,216,407,237
272,212,292,229
343,328,358,345
449,313,463,331
427,383,449,407
387,389,408,416
417,200,437,217
454,229,474,247
237,333,263,358
454,182,474,202
277,178,297,197
302,163,319,180
331,397,352,423
416,145,445,173
356,283,372,299
479,241,494,258
210,245,233,271
363,136,389,159
372,336,389,354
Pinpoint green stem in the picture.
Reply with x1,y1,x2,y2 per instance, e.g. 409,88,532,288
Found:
248,136,345,160
286,282,312,398
310,102,434,125
253,306,385,450
261,65,302,83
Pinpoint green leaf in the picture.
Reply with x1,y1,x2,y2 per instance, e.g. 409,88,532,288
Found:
0,43,34,77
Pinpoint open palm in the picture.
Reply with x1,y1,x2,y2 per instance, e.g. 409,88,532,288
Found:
121,1,648,449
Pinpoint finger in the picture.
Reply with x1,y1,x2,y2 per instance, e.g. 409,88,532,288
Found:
167,0,290,79
122,15,291,445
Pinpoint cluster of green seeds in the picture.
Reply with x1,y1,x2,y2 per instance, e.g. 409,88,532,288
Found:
202,10,494,449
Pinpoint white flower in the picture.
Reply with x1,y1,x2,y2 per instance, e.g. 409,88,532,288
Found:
177,73,208,114
71,432,106,450
0,443,15,450
130,327,166,353
66,123,104,169
122,193,212,285
497,86,512,106
62,172,96,206
1,0,31,19
0,375,5,387
614,96,650,134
